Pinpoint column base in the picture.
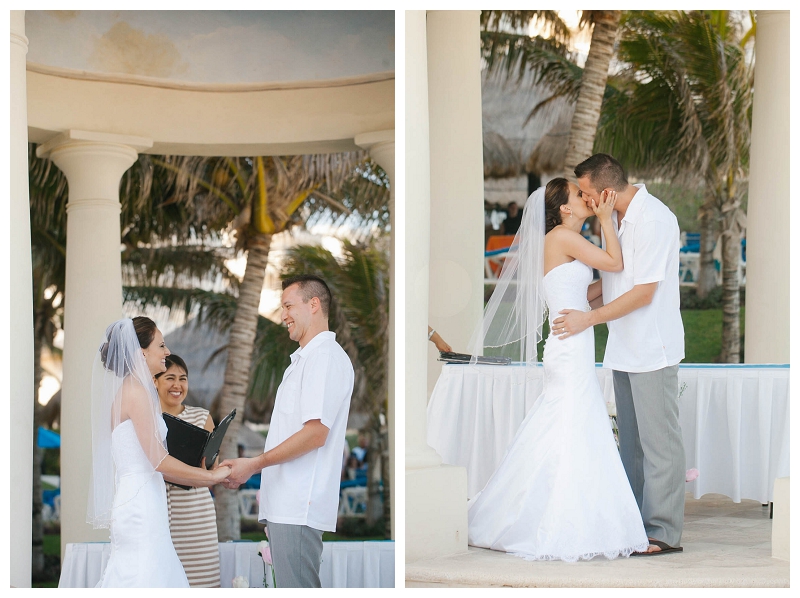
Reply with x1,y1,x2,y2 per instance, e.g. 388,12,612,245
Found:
771,476,789,561
406,464,468,562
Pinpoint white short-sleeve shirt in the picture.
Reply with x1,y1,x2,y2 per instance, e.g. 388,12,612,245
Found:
259,331,354,532
601,184,685,372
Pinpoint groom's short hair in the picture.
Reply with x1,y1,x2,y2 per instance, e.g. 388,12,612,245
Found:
282,274,332,318
574,154,628,192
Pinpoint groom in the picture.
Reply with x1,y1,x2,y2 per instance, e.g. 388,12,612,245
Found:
552,153,686,555
221,275,355,585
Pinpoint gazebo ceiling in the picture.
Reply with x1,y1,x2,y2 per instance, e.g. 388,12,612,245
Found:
24,11,395,156
25,11,394,85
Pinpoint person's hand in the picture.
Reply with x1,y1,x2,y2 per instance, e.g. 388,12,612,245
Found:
591,189,617,222
209,464,232,485
551,309,592,339
432,333,452,353
219,457,257,488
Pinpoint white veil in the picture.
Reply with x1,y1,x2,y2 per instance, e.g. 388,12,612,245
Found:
467,187,547,364
87,318,168,529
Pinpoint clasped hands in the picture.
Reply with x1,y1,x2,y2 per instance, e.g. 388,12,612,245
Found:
217,457,258,489
551,309,592,340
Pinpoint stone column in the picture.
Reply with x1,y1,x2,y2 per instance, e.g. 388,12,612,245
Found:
744,11,789,364
10,9,33,588
405,10,468,563
36,130,152,554
426,10,485,397
355,130,396,539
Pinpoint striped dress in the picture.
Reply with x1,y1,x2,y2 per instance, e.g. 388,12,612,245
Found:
165,405,221,587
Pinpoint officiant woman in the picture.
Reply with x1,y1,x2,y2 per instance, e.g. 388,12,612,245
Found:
155,354,221,587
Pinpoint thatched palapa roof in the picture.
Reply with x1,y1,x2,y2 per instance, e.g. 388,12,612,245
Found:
526,106,575,175
482,63,574,179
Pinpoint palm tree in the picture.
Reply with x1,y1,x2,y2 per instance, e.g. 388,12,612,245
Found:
481,10,622,179
595,10,754,361
152,154,389,540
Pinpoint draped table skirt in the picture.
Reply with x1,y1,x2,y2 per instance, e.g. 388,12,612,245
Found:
427,363,789,503
58,540,395,588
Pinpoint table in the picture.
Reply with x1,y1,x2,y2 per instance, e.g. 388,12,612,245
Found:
59,540,395,588
427,363,789,503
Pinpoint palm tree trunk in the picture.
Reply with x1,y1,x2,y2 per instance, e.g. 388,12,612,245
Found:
562,11,621,179
365,417,383,527
719,219,743,363
215,233,272,542
380,414,390,538
697,197,719,299
32,325,45,579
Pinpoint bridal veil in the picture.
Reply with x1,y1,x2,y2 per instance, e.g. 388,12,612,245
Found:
468,186,547,364
86,318,168,529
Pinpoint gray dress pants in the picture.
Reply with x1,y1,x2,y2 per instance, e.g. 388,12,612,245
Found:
265,520,324,588
613,365,685,547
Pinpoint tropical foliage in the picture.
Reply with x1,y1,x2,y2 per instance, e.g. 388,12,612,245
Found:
481,9,622,179
482,10,755,362
596,10,754,361
139,153,389,540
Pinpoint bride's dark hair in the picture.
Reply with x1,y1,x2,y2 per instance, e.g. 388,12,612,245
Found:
544,178,570,234
99,316,157,373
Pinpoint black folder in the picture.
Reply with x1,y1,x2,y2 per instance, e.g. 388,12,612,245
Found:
163,408,236,490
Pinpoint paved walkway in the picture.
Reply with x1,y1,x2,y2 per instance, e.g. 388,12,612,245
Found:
406,494,789,587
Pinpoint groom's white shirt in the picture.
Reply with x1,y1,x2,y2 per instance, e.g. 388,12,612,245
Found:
258,330,354,532
601,184,685,372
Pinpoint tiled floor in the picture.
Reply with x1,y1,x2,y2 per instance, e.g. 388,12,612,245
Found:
406,494,789,587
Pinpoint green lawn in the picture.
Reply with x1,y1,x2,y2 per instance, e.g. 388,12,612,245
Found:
535,308,743,364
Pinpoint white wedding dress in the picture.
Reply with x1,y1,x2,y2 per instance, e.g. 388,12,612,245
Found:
468,260,649,562
97,418,189,587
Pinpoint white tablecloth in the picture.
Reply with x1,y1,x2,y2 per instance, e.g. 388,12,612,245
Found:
427,363,789,504
59,540,395,588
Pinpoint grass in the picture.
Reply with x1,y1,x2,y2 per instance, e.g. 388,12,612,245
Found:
591,310,744,364
533,307,743,364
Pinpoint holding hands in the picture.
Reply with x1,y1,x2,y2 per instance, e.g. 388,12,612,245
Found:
218,457,259,489
208,464,233,486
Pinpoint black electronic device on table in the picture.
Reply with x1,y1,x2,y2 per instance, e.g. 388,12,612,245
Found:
438,351,512,365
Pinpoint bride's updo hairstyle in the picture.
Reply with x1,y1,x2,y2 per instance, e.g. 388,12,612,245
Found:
544,178,570,234
100,316,157,373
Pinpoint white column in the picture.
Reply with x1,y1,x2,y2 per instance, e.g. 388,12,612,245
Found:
355,130,396,540
36,130,152,553
426,10,485,397
405,10,468,563
10,10,33,588
744,11,789,363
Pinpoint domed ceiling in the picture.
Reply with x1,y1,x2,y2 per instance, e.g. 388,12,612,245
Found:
25,10,394,84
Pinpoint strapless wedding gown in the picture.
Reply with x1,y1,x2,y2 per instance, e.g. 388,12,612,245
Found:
468,260,649,562
97,419,189,587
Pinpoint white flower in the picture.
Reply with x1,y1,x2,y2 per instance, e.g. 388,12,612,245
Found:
258,540,269,554
232,576,249,588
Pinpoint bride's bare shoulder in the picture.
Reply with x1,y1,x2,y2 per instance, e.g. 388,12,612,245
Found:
120,376,150,402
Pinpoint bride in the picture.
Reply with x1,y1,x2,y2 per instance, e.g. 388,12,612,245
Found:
467,179,649,562
87,317,231,587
